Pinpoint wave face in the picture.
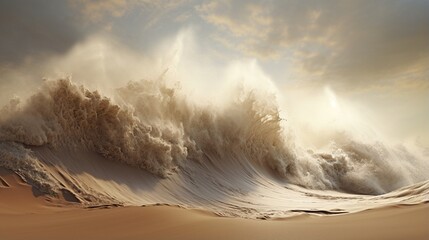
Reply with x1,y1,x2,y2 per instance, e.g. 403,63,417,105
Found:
0,79,428,218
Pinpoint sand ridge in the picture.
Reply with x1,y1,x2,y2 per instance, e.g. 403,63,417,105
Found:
0,170,428,240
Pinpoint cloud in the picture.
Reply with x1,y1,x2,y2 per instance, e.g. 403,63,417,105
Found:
0,1,86,65
71,0,130,22
2,0,427,90
197,0,429,81
71,0,190,24
0,0,191,67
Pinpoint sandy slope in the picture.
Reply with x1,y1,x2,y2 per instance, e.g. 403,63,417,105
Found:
0,169,428,240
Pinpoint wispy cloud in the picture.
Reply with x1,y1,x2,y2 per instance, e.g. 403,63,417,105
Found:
71,0,190,24
197,0,429,82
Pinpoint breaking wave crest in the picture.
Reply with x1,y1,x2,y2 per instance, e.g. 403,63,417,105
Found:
0,78,428,217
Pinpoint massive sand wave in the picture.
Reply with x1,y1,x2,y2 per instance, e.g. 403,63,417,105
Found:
0,79,428,217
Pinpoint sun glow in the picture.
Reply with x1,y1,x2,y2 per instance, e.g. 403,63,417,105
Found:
324,86,338,110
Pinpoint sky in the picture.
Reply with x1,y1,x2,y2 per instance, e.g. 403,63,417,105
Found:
0,0,428,146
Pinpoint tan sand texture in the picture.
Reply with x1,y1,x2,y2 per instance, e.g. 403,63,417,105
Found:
0,169,428,240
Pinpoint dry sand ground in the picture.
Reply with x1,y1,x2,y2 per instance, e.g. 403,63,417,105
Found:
1,168,428,240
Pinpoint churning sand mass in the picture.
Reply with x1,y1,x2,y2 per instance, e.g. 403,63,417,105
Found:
0,78,428,221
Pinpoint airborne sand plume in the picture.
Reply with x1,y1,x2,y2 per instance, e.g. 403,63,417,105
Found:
0,78,428,218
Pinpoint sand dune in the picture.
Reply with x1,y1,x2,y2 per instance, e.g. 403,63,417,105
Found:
0,169,428,240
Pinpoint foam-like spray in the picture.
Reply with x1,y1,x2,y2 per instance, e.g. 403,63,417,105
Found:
0,142,57,195
0,79,427,196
